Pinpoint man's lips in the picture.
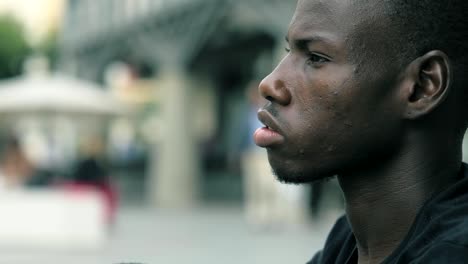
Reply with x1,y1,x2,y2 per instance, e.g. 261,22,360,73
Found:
254,110,284,147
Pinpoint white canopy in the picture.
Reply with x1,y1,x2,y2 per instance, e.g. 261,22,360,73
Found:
0,74,125,117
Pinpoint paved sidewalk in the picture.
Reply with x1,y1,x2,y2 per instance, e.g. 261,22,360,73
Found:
0,206,341,264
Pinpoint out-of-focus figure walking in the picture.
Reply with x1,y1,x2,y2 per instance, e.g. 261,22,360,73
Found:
65,136,118,225
0,136,35,190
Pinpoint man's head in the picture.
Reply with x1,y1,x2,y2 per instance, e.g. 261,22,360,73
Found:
254,0,468,183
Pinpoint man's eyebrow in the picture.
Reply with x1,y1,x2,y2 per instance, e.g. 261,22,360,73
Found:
285,35,338,48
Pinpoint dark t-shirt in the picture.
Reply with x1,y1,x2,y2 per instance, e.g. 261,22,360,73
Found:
308,164,468,264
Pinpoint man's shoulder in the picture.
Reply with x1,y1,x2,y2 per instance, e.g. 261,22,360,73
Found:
389,171,468,262
415,219,468,261
439,217,468,244
420,169,468,245
409,242,468,263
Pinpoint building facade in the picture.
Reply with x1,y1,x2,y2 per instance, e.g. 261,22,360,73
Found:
59,0,296,207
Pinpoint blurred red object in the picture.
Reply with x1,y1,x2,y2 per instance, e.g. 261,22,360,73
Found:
60,181,118,225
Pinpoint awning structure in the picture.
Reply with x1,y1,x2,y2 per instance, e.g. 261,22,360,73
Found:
0,74,125,117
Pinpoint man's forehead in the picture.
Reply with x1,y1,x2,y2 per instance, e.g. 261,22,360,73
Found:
295,0,382,15
290,0,398,65
289,0,389,42
289,0,353,39
296,0,348,14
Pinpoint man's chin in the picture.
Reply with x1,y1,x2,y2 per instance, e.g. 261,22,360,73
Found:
271,165,334,184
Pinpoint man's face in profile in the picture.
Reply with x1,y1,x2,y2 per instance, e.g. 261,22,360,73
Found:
255,0,405,183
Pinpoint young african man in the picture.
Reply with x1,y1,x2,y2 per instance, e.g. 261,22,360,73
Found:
253,0,468,263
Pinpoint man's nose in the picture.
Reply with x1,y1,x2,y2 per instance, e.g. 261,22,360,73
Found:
258,68,292,106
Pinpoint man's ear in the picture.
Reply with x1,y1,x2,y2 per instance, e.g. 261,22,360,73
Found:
402,50,452,119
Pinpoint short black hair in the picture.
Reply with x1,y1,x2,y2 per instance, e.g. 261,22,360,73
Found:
383,1,468,81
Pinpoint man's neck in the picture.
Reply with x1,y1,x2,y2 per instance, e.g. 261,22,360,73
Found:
337,144,461,264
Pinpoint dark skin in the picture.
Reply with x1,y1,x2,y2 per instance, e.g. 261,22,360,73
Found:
255,0,465,263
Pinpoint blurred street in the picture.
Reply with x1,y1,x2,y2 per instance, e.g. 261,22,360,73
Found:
0,206,341,264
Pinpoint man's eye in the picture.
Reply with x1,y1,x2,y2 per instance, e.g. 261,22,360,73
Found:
306,53,329,66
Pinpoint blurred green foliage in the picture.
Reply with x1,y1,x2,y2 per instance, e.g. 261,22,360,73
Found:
0,15,30,79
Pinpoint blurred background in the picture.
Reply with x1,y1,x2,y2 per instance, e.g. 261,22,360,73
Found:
0,1,465,263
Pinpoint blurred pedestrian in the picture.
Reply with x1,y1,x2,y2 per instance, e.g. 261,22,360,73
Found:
0,136,34,190
65,136,118,225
